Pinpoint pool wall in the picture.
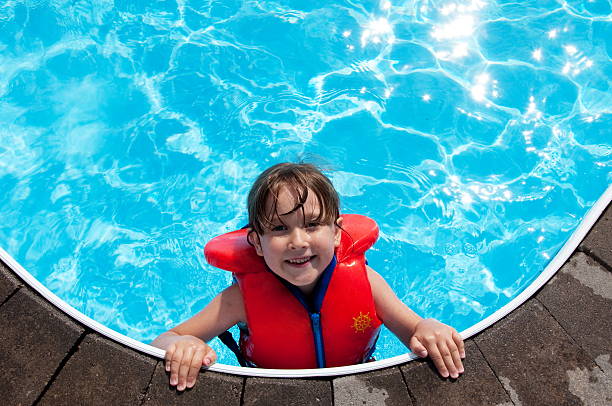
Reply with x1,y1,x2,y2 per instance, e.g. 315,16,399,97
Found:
0,185,609,379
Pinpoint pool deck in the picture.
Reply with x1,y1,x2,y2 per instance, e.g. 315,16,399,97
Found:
0,204,610,405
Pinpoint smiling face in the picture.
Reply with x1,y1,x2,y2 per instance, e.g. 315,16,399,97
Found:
249,186,343,295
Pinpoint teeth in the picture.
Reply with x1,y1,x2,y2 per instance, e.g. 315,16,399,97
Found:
288,257,310,264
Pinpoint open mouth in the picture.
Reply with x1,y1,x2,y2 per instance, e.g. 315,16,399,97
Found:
285,255,315,265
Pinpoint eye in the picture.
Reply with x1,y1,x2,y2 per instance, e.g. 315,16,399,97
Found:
271,224,287,232
306,221,320,229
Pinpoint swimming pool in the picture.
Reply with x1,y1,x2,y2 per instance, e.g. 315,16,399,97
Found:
0,0,610,374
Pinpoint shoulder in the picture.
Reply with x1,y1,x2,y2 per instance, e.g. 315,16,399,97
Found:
365,265,399,305
366,266,387,290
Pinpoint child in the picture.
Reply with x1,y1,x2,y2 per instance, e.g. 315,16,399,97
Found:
152,163,465,391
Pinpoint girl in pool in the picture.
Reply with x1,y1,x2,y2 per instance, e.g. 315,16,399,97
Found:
152,162,465,391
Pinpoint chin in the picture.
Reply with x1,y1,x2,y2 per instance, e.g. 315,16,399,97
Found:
292,275,317,287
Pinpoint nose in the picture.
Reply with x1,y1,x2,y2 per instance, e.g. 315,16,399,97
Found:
288,227,309,249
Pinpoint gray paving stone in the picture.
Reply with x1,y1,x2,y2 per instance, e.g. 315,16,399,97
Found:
475,300,597,406
537,252,612,368
243,377,332,406
40,333,157,405
400,342,510,406
333,366,411,405
580,203,612,269
564,354,612,406
143,361,243,405
0,287,84,406
0,259,22,304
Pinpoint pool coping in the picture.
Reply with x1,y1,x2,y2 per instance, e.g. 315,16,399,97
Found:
1,201,611,404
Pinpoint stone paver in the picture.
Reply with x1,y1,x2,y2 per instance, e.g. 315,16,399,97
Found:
400,342,511,406
580,203,612,269
0,259,21,303
333,366,412,405
243,377,332,406
537,252,612,368
0,287,84,406
40,333,157,405
476,299,598,406
143,362,243,405
564,355,612,406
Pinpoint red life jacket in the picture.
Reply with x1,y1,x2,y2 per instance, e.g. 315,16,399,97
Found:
204,214,382,369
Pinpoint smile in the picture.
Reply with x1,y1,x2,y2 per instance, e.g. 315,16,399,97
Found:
286,256,315,265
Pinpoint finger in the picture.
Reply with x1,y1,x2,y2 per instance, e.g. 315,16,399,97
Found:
409,336,428,358
169,346,184,387
177,346,195,391
437,342,459,379
426,344,449,378
165,344,175,372
447,339,464,375
202,346,217,367
186,348,204,389
453,330,466,358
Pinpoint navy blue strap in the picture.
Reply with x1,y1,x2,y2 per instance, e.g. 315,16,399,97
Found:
275,255,337,313
362,329,380,362
218,331,252,367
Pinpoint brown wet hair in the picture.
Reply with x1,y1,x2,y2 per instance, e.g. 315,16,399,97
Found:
247,163,340,236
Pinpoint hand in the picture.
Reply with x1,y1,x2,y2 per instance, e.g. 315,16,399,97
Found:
164,335,217,391
409,318,465,379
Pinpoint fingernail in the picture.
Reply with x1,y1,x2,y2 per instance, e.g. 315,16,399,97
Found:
442,371,449,378
165,365,170,372
178,384,185,391
461,352,466,358
204,357,211,366
451,373,458,378
170,377,177,385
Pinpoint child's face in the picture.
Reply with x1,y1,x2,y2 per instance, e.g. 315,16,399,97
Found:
250,187,342,295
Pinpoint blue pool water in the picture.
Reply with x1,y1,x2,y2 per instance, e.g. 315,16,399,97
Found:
0,1,610,366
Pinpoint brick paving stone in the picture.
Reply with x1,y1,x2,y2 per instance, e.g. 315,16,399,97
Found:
537,252,612,368
580,203,612,269
40,333,157,405
0,287,84,406
0,259,22,304
400,342,511,406
243,377,332,406
143,362,243,405
333,366,412,405
475,300,597,406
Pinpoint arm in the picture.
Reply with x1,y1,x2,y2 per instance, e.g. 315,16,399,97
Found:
367,266,465,378
151,283,245,390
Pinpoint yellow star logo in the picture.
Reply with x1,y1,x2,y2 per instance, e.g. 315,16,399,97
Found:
352,312,372,333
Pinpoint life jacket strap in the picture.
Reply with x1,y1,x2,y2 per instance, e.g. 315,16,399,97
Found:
217,331,255,368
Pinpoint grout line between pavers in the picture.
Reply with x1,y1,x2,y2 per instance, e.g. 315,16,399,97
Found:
473,340,517,406
0,285,21,308
579,248,612,273
139,360,160,406
397,365,417,405
239,376,247,406
329,377,335,406
32,331,88,406
534,297,606,375
534,297,580,348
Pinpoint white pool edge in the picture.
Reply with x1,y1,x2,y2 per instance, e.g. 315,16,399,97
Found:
1,185,610,378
